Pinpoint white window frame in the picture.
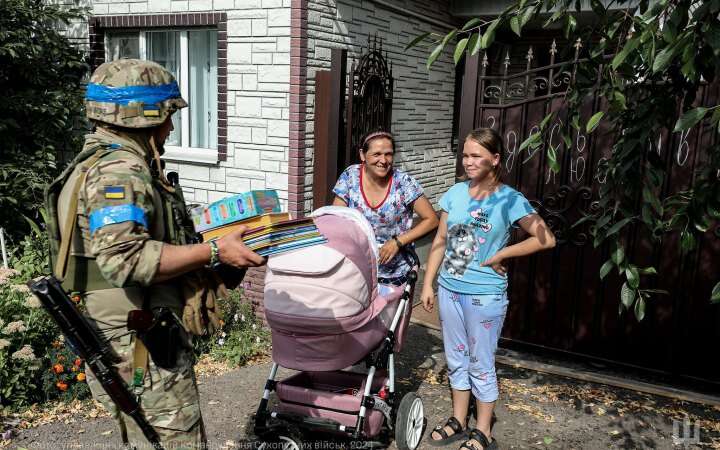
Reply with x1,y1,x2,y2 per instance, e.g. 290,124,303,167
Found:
105,29,219,165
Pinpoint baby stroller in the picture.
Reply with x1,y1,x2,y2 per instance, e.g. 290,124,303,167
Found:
253,207,424,450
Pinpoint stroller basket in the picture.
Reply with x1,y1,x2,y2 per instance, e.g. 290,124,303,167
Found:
275,371,387,436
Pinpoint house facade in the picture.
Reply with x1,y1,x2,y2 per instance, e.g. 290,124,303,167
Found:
72,0,464,205
63,0,467,303
57,0,720,386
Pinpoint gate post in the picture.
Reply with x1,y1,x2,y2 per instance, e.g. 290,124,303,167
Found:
456,52,480,178
312,48,347,209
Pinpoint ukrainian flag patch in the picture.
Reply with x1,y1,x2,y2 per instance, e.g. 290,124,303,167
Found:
143,105,160,117
104,186,125,200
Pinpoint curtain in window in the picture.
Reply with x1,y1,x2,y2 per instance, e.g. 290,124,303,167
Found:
107,33,140,60
147,31,181,147
188,30,218,149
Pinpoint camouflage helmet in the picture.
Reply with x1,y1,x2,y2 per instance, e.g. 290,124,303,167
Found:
85,59,187,128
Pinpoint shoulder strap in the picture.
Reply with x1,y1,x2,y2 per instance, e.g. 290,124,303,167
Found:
55,151,105,280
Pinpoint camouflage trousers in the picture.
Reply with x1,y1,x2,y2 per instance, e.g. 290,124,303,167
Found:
86,333,206,450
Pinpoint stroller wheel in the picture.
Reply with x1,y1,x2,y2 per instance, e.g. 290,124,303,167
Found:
395,392,424,450
256,428,304,450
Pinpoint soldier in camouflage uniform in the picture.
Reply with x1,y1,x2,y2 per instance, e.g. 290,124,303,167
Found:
54,59,264,449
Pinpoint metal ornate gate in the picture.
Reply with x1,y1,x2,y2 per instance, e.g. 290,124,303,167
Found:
344,36,394,167
313,37,394,207
458,40,720,386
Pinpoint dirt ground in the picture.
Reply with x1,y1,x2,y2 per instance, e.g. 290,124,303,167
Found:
5,324,720,450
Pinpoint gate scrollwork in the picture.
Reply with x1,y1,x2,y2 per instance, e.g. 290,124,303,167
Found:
346,35,393,164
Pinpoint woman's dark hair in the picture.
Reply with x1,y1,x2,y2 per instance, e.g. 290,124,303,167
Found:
465,127,504,180
359,129,395,153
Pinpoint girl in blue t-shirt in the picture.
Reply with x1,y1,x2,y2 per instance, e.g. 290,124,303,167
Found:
421,128,556,450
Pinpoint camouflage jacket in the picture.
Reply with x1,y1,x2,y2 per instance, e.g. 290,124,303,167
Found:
59,127,167,288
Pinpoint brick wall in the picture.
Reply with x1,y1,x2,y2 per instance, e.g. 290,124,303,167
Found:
288,0,308,218
304,0,460,210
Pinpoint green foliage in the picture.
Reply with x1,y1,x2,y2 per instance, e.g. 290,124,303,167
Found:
410,0,720,316
206,289,270,367
0,237,59,409
0,0,88,241
712,282,720,304
10,226,52,280
0,231,90,411
585,111,604,134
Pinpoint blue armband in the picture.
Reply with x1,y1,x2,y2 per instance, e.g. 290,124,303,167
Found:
89,204,148,234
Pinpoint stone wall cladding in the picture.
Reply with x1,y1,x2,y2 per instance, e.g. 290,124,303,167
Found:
88,3,292,212
305,0,459,209
243,0,306,313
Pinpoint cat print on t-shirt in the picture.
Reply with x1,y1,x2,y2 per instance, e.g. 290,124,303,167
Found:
443,206,494,278
443,223,478,277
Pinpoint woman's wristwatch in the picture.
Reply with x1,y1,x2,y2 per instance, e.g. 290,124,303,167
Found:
206,240,221,269
392,235,404,248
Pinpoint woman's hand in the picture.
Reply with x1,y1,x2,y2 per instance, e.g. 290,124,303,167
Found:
420,285,436,312
481,253,507,276
378,238,400,265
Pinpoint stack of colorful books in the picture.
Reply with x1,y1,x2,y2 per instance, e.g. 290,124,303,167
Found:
190,190,282,233
201,212,326,257
192,191,326,257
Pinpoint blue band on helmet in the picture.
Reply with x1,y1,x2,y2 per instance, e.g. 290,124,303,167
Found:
89,204,148,234
85,82,182,105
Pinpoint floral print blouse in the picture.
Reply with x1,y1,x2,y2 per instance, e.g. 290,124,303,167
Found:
333,164,424,279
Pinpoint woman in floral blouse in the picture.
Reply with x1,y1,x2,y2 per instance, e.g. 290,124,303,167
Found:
332,130,438,287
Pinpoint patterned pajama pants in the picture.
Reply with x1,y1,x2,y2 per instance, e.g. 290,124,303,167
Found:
438,285,507,402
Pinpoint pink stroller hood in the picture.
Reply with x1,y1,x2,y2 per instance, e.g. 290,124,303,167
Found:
264,207,379,334
264,207,409,370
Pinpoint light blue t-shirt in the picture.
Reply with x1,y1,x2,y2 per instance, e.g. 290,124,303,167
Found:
438,182,536,295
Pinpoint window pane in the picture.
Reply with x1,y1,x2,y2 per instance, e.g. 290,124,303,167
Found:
147,31,182,147
188,30,218,149
107,33,139,60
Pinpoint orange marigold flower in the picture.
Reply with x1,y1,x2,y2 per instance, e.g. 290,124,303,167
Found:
74,358,82,367
52,364,64,374
76,373,86,382
51,341,61,349
56,381,68,391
